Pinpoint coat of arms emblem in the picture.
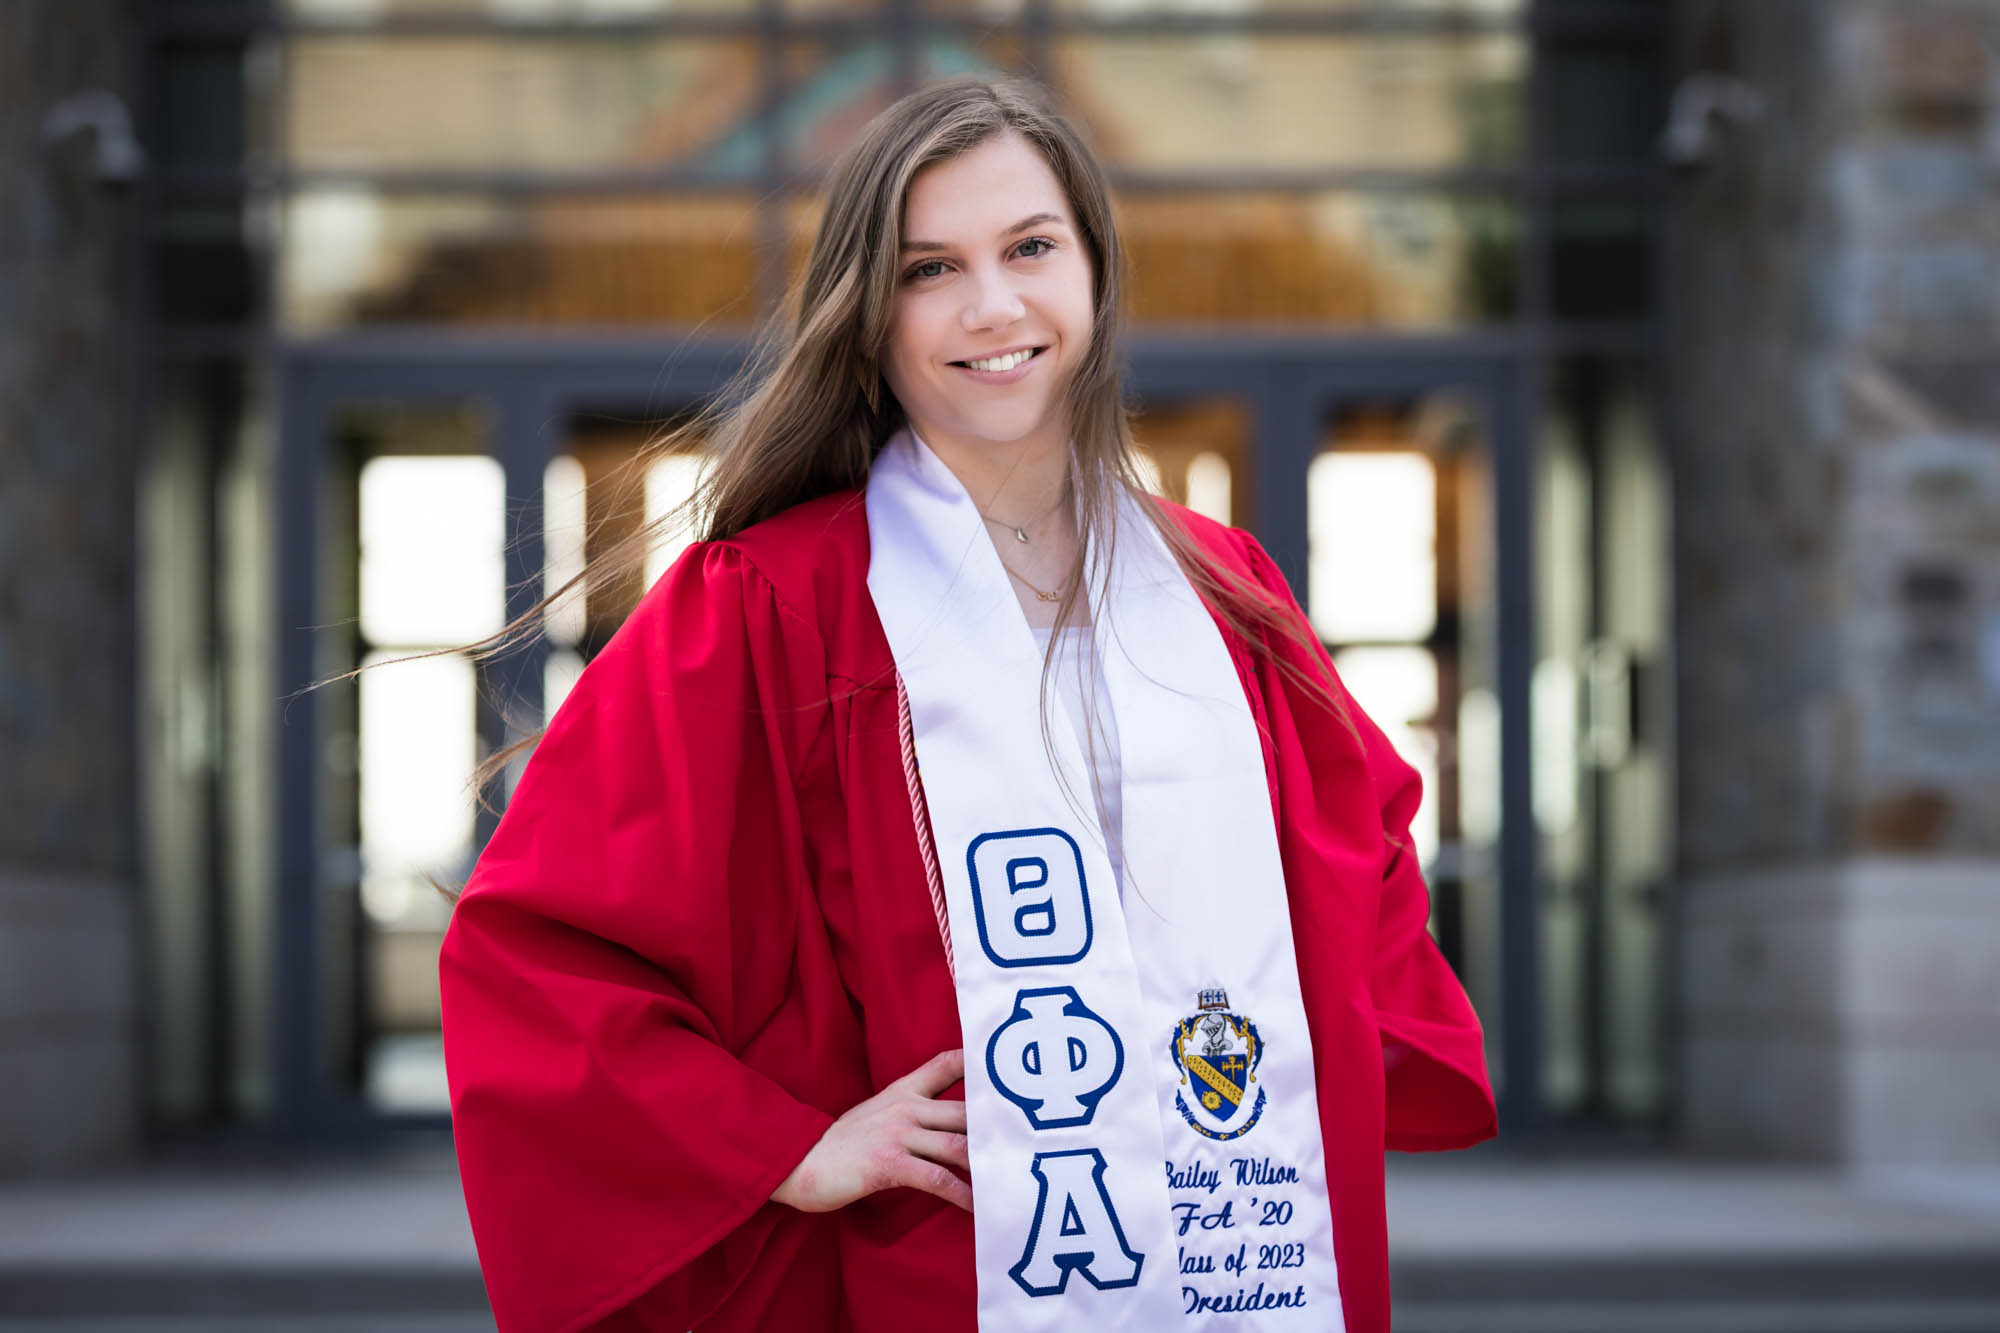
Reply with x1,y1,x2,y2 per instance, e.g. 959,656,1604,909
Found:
1168,987,1267,1140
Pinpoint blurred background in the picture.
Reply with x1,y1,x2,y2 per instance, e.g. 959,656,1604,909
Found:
3,0,1998,1329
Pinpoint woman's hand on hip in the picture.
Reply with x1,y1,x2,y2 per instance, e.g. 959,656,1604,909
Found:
771,1048,972,1213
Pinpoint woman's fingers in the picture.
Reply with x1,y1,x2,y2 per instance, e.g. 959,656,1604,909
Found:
899,1047,965,1098
895,1151,974,1213
914,1096,968,1133
772,1050,979,1216
770,1052,973,1216
905,1128,971,1174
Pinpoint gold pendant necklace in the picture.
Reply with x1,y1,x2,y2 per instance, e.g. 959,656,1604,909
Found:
979,487,1068,545
999,560,1064,603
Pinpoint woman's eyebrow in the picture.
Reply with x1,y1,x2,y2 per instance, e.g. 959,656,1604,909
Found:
901,212,1068,254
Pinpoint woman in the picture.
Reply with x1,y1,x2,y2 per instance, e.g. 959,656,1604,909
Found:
438,75,1494,1333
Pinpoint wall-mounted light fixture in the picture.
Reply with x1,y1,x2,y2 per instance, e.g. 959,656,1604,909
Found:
40,88,148,186
1660,72,1766,171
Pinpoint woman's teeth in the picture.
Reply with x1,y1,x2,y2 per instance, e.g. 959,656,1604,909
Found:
961,348,1039,372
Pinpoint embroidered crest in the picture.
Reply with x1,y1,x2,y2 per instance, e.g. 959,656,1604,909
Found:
1168,987,1268,1141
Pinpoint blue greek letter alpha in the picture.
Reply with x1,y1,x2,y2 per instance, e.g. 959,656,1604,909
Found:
1009,1148,1145,1296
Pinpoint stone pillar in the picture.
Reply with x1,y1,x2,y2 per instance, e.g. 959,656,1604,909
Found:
1671,0,2000,1163
0,1,143,1174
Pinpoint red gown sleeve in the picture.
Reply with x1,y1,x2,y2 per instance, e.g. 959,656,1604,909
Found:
438,541,840,1333
1232,530,1498,1152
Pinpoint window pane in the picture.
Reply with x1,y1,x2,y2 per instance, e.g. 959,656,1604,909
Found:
1548,43,1659,167
545,648,586,724
157,203,257,323
1332,644,1440,865
358,648,477,923
280,191,764,329
1307,450,1437,642
1185,451,1232,526
786,0,899,13
913,28,1032,85
552,410,712,647
159,42,251,171
356,647,475,1115
777,40,901,174
1550,196,1650,320
1054,0,1522,11
778,35,1030,172
1297,392,1501,1085
1055,35,1523,172
290,0,754,15
922,0,1030,14
285,35,762,173
1129,397,1253,529
1117,192,1517,327
642,452,705,589
543,454,589,648
781,190,844,290
358,455,507,645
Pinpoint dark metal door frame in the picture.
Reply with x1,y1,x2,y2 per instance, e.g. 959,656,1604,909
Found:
274,332,1538,1141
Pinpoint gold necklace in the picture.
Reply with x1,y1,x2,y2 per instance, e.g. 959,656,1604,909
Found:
998,559,1065,603
979,487,1069,544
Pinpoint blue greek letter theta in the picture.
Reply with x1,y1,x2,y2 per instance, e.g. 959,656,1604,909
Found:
967,828,1093,967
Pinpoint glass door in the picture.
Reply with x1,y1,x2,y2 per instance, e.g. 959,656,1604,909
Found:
1128,348,1538,1126
277,343,1562,1135
1308,393,1504,1082
275,350,733,1134
324,399,501,1114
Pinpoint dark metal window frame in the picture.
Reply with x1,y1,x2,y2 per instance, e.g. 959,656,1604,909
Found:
140,0,1667,1142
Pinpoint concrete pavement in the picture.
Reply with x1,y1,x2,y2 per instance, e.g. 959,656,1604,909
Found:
3,1140,1998,1331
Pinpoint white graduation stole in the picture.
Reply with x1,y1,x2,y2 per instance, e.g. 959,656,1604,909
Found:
866,425,1345,1330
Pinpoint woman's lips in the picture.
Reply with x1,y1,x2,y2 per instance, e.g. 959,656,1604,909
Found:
949,346,1046,385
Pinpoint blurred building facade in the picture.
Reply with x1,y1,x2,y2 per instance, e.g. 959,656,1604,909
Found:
1671,0,2000,1164
0,0,1990,1177
1,0,146,1174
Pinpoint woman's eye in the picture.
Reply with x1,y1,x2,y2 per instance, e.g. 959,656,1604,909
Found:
904,238,1055,283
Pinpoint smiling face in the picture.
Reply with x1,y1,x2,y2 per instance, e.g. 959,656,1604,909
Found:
882,132,1097,477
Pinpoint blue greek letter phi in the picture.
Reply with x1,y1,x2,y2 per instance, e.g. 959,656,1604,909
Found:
986,986,1125,1129
1009,1148,1145,1297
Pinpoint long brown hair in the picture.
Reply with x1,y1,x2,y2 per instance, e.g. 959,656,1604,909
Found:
345,75,1364,904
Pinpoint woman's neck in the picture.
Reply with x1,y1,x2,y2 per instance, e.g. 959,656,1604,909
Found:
909,419,1071,530
904,418,1082,630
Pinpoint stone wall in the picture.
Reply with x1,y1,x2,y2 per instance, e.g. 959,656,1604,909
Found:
1671,0,2000,1162
0,0,143,1174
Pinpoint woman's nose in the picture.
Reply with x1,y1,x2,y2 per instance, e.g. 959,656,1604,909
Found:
962,263,1027,329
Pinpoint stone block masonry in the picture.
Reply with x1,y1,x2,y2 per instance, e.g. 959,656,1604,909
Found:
1671,0,2000,1163
0,0,144,1174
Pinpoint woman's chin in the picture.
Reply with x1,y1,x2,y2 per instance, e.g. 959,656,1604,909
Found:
938,408,1059,447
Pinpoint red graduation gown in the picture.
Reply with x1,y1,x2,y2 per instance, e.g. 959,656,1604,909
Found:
439,488,1495,1333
